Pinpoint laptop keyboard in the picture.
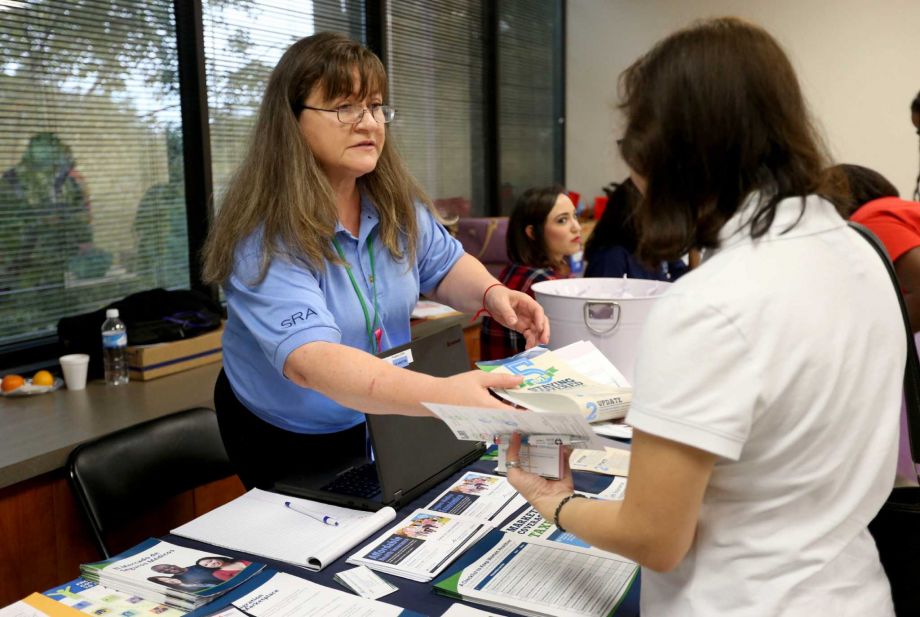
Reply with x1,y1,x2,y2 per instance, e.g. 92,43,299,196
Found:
320,463,382,499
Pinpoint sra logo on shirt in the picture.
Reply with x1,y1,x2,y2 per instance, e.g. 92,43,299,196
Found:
281,309,318,328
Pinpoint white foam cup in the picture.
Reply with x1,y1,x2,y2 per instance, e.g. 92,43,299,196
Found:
59,354,90,391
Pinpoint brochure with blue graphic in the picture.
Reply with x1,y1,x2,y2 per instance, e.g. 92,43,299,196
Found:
43,577,185,616
477,343,632,422
79,538,264,611
433,513,638,617
347,474,524,583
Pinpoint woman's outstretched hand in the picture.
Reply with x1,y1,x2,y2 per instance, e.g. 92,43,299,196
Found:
438,370,524,409
484,286,550,349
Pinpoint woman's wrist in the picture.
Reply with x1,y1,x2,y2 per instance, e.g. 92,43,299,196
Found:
552,493,587,533
474,282,505,319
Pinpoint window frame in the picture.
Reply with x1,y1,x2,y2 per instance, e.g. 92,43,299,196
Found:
0,0,565,371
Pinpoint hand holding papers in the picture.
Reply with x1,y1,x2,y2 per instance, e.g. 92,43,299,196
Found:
478,343,632,422
424,403,608,451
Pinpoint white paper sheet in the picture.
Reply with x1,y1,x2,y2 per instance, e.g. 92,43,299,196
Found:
424,403,608,451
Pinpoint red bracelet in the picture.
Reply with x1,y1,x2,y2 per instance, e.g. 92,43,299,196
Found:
472,283,505,321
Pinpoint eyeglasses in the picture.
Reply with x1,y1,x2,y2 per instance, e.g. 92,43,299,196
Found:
296,103,396,124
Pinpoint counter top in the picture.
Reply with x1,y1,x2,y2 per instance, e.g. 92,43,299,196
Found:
0,362,221,490
0,314,481,492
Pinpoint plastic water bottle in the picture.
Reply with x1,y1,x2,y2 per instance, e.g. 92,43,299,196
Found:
101,308,129,386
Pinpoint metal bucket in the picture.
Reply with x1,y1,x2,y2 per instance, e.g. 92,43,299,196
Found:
532,278,671,384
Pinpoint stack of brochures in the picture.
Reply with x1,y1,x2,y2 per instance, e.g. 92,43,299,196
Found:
348,472,526,582
78,538,265,611
478,341,633,422
433,492,638,617
39,576,186,616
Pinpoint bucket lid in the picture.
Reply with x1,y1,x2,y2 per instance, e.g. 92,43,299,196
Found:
532,278,671,300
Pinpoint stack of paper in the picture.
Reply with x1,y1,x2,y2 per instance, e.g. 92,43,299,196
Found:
433,495,638,617
348,473,525,583
171,488,397,572
79,539,264,611
478,342,632,422
41,577,184,616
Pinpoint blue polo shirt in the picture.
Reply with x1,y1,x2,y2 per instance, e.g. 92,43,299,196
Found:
222,196,464,433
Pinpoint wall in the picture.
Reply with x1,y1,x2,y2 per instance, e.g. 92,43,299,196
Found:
566,0,920,202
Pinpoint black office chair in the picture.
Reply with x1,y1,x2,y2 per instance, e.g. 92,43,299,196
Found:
67,407,235,558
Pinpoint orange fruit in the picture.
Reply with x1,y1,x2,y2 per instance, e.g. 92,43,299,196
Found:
2,374,25,392
32,370,54,387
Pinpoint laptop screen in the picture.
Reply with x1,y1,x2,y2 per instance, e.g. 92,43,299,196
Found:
370,324,485,504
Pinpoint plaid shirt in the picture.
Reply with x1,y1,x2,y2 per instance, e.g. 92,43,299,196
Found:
479,263,560,361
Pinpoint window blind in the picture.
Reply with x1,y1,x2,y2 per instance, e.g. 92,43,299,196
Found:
202,0,366,212
385,0,487,217
497,0,564,213
0,0,184,348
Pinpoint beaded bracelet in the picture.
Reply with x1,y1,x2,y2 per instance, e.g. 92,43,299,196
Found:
553,493,587,533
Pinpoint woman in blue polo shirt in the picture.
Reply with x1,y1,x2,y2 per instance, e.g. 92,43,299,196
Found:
201,32,548,489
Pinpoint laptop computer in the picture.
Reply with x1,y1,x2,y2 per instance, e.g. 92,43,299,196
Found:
272,323,486,511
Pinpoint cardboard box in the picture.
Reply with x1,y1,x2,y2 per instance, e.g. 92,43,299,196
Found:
126,324,224,381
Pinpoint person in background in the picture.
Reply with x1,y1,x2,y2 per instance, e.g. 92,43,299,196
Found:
835,163,920,487
583,177,689,280
201,32,548,490
839,164,920,330
0,133,96,290
911,90,919,200
506,18,902,616
479,185,581,361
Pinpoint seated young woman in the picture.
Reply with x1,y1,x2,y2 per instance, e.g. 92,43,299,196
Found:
479,185,581,360
584,177,690,281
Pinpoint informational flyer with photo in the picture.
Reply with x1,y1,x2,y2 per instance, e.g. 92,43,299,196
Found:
438,534,637,617
425,472,525,523
347,510,490,582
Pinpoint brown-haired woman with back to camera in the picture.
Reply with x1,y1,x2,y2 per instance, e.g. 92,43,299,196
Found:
506,18,901,616
201,32,548,490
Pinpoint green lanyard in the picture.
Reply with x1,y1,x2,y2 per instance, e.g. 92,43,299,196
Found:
332,236,381,353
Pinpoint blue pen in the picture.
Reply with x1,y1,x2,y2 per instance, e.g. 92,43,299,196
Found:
284,501,340,526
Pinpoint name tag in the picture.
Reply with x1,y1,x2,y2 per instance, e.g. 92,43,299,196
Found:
381,349,413,368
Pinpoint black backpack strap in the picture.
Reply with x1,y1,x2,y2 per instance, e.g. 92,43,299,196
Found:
849,222,920,474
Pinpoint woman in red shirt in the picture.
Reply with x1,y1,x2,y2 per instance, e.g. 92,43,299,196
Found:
479,185,582,360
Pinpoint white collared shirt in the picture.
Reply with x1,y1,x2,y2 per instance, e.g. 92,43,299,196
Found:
627,194,902,616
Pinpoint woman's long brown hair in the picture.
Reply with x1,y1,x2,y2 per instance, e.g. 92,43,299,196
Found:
618,17,845,262
202,32,432,285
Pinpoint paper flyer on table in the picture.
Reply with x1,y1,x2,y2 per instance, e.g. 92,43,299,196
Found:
347,509,491,582
477,344,632,422
570,447,631,477
436,532,637,617
172,488,396,571
219,571,420,617
500,498,632,561
424,403,608,451
424,472,526,523
441,604,504,617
